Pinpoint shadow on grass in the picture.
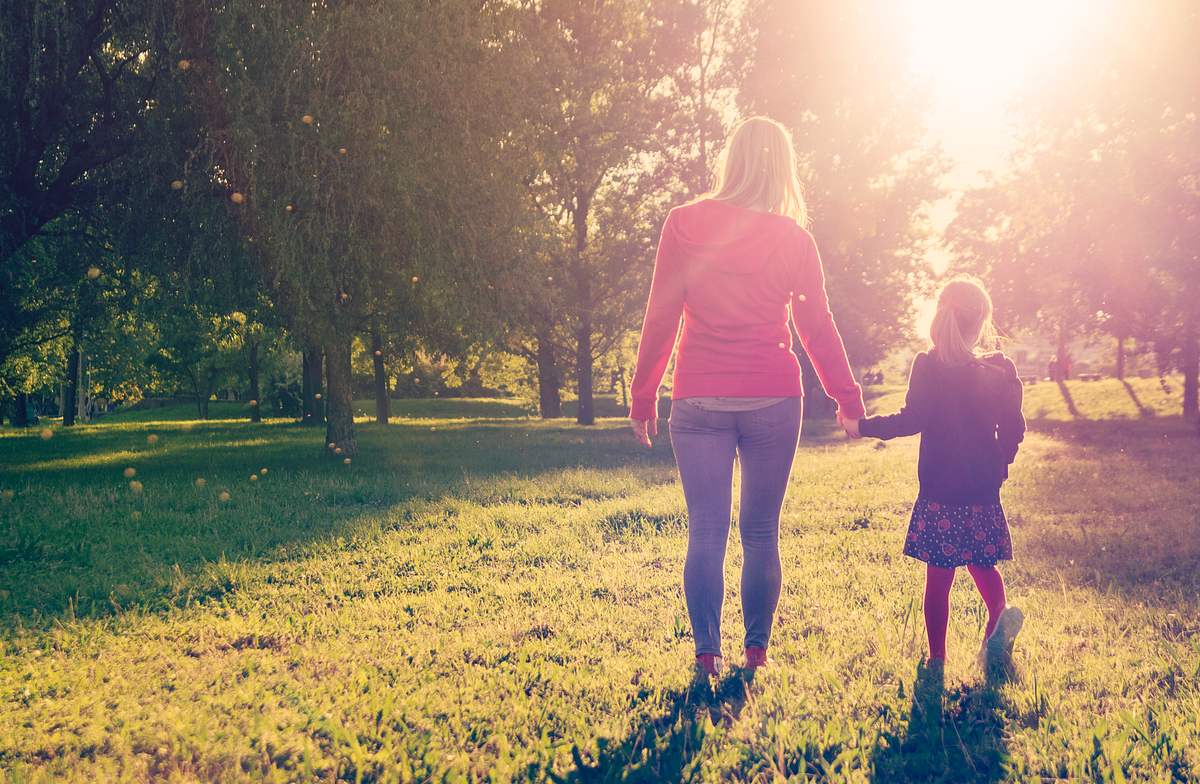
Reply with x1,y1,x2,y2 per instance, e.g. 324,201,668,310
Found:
1120,380,1155,419
1025,411,1197,445
553,670,756,783
1056,381,1084,419
871,661,1014,783
1017,414,1200,598
0,417,684,630
1,401,861,631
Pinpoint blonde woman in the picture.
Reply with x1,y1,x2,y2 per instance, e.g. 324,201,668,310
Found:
629,116,865,677
842,277,1026,672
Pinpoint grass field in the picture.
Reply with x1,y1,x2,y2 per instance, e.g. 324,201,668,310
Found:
2,378,1198,782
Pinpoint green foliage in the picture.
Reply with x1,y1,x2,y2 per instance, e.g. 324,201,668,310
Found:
491,0,689,422
146,307,243,417
2,390,1198,780
0,1,182,365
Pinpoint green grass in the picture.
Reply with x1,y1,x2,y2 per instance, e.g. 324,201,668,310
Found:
98,400,256,422
342,397,535,422
1,390,1198,782
871,374,1188,424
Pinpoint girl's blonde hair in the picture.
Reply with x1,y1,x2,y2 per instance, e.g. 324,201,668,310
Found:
707,116,809,226
930,277,997,365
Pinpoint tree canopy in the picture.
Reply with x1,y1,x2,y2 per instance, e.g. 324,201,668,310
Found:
4,1,1195,437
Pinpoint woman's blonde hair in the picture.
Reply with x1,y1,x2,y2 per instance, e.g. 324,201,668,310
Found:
930,277,997,365
707,116,809,226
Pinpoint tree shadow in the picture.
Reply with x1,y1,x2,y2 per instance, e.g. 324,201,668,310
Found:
1,395,858,633
1119,379,1154,418
0,417,685,631
871,660,1013,783
1055,380,1085,419
1015,414,1200,598
552,669,756,783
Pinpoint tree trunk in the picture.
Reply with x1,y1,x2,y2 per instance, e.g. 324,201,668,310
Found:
301,345,323,425
1182,328,1198,421
371,328,389,425
324,335,357,456
1115,335,1126,380
11,393,30,427
574,190,595,426
247,340,262,423
1056,323,1071,381
536,336,562,419
576,317,595,425
795,343,834,420
63,346,80,427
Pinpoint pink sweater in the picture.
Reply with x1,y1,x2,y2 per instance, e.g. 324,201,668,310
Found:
629,199,865,422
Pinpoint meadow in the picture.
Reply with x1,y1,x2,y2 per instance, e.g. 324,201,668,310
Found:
2,378,1198,782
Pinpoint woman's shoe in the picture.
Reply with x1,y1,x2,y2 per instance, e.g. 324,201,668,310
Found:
696,653,724,678
744,647,768,670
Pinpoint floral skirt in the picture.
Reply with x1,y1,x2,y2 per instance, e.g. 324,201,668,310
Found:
903,497,1013,568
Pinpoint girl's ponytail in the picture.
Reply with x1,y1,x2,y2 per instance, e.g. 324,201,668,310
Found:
930,277,995,365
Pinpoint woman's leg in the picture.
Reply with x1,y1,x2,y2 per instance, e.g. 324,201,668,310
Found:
924,565,957,661
669,402,739,657
735,399,802,652
966,564,1007,639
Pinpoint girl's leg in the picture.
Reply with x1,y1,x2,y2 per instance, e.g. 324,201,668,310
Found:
669,402,739,657
924,565,957,661
735,399,802,652
966,564,1007,639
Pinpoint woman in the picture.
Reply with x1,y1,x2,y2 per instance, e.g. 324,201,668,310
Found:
628,116,864,678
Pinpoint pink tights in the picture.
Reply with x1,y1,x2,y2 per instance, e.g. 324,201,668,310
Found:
923,564,1007,661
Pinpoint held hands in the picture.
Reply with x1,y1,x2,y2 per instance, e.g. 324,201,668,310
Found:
629,418,657,448
837,412,862,439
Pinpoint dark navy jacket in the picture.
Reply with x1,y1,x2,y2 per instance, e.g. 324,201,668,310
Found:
860,350,1025,504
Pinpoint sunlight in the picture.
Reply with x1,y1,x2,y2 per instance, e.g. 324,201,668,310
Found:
906,0,1103,109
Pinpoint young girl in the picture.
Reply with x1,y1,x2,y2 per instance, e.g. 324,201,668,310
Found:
842,278,1025,669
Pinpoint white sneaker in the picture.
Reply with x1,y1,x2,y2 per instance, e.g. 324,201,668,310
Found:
979,606,1024,671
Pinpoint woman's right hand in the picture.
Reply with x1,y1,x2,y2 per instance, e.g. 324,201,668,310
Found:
629,418,657,448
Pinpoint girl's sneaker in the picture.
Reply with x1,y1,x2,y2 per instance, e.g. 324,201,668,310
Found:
979,606,1024,671
744,647,768,670
696,654,724,679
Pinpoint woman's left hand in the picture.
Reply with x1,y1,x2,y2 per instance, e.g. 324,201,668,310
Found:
629,418,657,448
837,413,862,439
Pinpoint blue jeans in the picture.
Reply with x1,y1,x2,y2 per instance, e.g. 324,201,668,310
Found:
668,397,803,656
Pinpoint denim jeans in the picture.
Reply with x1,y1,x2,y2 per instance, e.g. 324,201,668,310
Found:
668,397,803,655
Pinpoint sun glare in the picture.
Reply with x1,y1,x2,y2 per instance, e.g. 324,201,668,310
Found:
906,0,1102,108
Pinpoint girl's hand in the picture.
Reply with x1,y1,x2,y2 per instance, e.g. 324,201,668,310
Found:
629,418,657,448
838,413,862,439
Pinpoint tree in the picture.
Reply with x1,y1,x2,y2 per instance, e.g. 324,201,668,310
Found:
516,0,676,425
655,0,746,196
740,0,946,378
948,1,1200,418
174,1,523,454
146,315,228,419
0,2,179,369
229,307,282,424
948,157,1100,371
